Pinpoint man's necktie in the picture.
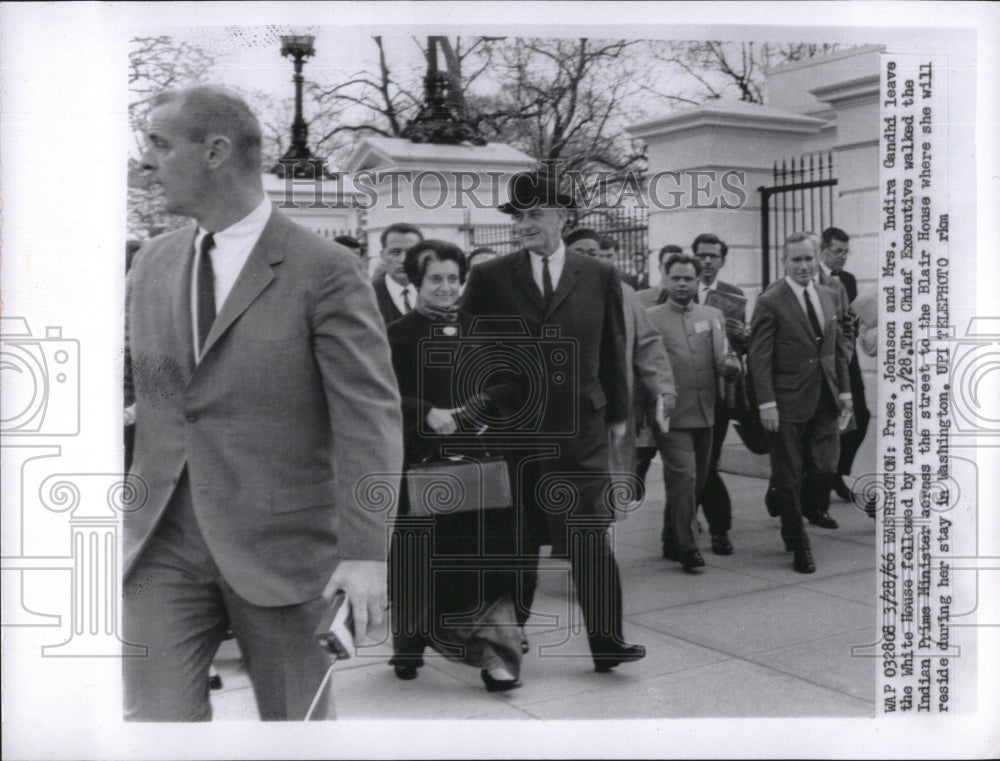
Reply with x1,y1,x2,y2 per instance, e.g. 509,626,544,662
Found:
402,288,413,313
542,256,554,306
197,233,216,355
803,287,823,341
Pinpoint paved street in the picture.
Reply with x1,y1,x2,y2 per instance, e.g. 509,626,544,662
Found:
211,448,877,720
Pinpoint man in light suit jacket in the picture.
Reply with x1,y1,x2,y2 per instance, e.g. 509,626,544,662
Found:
748,232,853,574
647,253,740,572
564,229,676,504
124,85,403,720
461,171,646,673
372,222,422,326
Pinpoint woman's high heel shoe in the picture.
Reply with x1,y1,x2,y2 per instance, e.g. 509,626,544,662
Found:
481,669,521,692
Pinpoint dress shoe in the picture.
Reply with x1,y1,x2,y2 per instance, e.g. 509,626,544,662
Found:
481,669,521,692
208,672,223,691
793,548,816,574
662,545,679,561
783,536,795,552
807,512,839,529
710,533,733,556
681,550,706,573
764,485,779,517
832,477,852,502
594,643,646,673
393,663,419,680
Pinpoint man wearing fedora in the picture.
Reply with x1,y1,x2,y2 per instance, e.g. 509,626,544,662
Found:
461,171,645,673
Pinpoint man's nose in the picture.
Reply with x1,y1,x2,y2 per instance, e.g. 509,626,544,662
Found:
139,151,156,171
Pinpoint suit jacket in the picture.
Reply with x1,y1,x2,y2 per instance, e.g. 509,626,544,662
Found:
646,301,729,429
748,280,851,423
827,268,865,402
124,209,403,607
612,283,675,471
373,274,406,326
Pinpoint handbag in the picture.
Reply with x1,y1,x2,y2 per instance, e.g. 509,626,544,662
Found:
405,454,512,516
729,357,770,455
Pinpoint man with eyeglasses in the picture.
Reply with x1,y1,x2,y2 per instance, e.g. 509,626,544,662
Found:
690,233,747,556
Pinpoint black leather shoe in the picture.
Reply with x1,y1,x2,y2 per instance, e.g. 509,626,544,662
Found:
710,534,733,556
208,673,223,691
594,643,646,673
681,550,706,573
807,512,839,529
481,669,521,692
793,548,816,574
783,536,795,552
764,485,779,517
832,477,852,501
662,545,679,561
393,663,419,680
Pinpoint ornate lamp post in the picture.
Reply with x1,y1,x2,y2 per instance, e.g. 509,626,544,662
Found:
402,36,486,146
271,34,325,178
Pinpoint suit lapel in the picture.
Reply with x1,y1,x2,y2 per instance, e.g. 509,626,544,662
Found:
511,250,546,314
168,226,198,373
546,253,579,318
778,281,817,342
199,212,284,359
817,285,839,349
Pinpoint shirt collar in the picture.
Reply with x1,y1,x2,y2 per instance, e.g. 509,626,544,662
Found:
785,275,818,297
817,261,833,281
384,274,413,298
528,242,565,264
197,195,271,251
667,298,693,313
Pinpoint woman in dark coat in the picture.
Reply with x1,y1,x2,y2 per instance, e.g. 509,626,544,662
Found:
387,240,523,692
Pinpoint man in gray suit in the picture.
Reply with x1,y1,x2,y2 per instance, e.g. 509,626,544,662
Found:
125,85,403,720
647,253,739,572
748,233,853,573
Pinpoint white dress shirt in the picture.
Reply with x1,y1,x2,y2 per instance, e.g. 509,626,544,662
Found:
191,195,272,361
384,274,417,316
784,276,826,329
697,278,718,305
528,242,566,296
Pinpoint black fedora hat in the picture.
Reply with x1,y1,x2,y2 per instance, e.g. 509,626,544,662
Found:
499,171,577,214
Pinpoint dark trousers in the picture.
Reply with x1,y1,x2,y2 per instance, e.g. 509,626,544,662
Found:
765,389,841,552
512,462,626,661
655,427,713,554
698,410,732,536
123,470,334,721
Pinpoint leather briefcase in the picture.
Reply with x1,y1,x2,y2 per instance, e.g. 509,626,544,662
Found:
405,456,512,516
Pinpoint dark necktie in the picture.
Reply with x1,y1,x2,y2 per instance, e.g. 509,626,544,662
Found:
197,233,216,355
541,256,554,306
803,287,823,341
402,288,413,314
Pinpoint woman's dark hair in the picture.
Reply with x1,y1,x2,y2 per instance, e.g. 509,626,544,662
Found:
403,239,468,288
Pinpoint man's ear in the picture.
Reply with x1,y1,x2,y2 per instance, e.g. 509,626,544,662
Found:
204,135,233,169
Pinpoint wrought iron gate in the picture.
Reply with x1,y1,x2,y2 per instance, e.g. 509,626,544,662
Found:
758,152,837,285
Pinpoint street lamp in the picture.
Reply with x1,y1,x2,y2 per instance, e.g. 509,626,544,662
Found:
271,34,325,178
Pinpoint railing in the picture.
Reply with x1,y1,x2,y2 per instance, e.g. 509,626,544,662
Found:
758,152,837,285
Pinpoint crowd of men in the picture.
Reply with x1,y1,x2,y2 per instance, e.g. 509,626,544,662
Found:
124,84,871,721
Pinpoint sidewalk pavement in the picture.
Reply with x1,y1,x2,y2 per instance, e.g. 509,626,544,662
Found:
211,464,877,720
